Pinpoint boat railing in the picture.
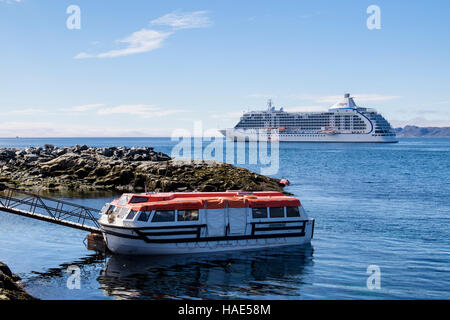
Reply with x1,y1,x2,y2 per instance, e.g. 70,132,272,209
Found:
0,187,101,233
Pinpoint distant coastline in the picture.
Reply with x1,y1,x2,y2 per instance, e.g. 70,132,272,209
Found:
2,126,450,139
395,126,450,138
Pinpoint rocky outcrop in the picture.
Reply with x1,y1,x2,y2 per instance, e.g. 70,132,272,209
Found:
0,262,35,300
0,145,285,193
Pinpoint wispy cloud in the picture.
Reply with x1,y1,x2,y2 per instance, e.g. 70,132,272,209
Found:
0,0,21,4
65,103,105,112
97,104,182,118
150,10,212,29
5,108,45,115
210,111,243,119
291,93,401,104
0,121,176,138
433,100,450,106
299,11,321,19
8,103,182,118
75,29,172,59
248,93,277,99
75,11,211,59
284,106,326,112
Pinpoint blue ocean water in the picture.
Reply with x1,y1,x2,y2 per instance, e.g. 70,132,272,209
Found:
0,137,449,299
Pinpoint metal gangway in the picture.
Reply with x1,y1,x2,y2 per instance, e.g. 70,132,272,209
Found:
0,188,102,234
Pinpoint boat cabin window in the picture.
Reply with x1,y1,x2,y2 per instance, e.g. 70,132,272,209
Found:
177,210,199,221
269,207,284,218
105,205,115,215
125,210,138,220
117,207,130,219
152,210,175,223
129,196,149,204
286,206,300,217
252,207,267,219
137,211,151,222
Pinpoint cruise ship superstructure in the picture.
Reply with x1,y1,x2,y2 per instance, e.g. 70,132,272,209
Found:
220,94,398,143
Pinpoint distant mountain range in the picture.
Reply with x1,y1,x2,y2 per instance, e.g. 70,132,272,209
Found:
395,125,450,137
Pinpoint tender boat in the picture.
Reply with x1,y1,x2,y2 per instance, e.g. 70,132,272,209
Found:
98,191,315,255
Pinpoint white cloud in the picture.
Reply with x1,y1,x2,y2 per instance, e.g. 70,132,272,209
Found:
74,52,94,59
299,12,321,19
5,108,45,115
284,106,327,112
0,121,176,137
75,29,172,59
210,111,243,119
97,104,182,118
248,93,277,99
150,10,212,29
75,11,211,59
290,93,401,104
433,100,450,106
65,104,105,112
321,94,400,104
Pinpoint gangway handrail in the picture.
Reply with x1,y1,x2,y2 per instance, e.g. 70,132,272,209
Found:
0,187,101,232
1,188,100,212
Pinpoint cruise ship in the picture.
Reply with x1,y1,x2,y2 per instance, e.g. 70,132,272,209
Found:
219,94,398,143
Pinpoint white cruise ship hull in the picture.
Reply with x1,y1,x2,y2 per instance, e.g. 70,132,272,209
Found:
220,129,398,143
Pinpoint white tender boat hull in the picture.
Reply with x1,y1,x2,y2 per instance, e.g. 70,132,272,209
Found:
101,219,315,255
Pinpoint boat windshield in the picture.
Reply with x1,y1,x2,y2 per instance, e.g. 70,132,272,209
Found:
100,203,110,215
117,195,130,206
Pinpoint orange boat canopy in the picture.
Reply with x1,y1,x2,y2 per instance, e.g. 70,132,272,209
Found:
113,191,301,211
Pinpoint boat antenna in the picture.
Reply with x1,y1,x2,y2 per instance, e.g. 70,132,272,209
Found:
267,99,273,111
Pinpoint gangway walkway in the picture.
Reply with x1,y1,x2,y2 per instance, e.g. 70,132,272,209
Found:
0,188,101,234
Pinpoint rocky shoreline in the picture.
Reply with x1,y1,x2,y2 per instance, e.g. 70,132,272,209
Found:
0,145,285,194
0,262,35,300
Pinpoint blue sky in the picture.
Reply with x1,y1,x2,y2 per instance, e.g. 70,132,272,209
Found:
0,0,449,137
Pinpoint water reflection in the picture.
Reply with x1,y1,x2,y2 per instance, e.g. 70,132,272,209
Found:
98,244,314,299
28,253,106,279
23,245,314,299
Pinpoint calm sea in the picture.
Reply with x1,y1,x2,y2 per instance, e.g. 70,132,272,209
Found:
0,137,449,299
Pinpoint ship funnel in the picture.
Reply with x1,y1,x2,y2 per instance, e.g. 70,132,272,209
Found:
329,93,358,110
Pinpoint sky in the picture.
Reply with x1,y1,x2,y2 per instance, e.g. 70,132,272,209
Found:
0,0,449,137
